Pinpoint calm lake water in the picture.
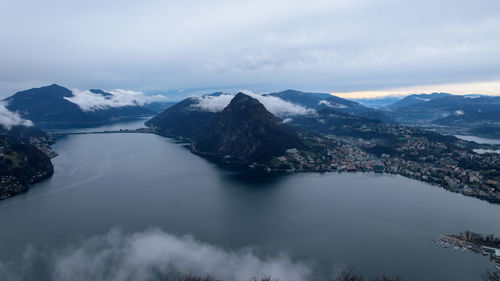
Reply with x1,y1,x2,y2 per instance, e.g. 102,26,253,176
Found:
1,124,499,281
455,135,500,154
455,135,500,145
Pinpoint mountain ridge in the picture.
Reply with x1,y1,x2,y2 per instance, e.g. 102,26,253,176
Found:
388,93,452,109
147,93,307,165
4,84,156,128
192,93,305,164
386,94,500,126
265,90,394,123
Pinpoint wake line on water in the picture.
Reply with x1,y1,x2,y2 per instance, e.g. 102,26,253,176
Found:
0,146,124,209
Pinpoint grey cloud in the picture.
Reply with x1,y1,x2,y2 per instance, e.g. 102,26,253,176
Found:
193,94,235,112
65,89,167,112
0,102,33,129
0,0,499,94
1,228,312,281
317,100,347,109
245,92,315,116
192,92,315,116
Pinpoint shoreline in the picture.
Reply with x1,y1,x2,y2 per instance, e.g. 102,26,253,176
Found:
151,129,500,205
6,129,497,205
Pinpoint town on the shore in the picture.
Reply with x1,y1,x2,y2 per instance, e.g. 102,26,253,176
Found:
263,127,500,204
0,134,56,200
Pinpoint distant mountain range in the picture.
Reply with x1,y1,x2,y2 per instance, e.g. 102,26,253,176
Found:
146,88,395,131
146,90,492,169
287,108,383,138
384,94,500,131
144,101,177,113
346,93,500,138
146,97,216,139
3,84,157,128
147,90,467,166
265,90,394,123
148,90,500,153
146,88,395,135
353,97,403,109
388,93,451,109
6,83,496,138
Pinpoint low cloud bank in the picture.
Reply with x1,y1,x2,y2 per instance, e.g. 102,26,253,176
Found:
318,100,347,109
248,93,315,117
193,94,235,112
65,89,167,112
2,228,312,281
193,91,315,117
0,102,33,129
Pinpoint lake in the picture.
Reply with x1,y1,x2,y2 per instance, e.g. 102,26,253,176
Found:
455,135,500,154
1,126,499,281
455,135,500,145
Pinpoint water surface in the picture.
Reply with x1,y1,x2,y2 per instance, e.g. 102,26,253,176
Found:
455,135,500,145
1,132,499,281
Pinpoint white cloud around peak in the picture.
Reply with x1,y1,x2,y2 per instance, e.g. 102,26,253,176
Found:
247,92,316,116
192,94,235,112
192,92,315,117
0,102,33,129
64,89,167,112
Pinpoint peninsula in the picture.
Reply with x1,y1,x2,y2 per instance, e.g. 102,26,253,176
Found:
147,92,500,204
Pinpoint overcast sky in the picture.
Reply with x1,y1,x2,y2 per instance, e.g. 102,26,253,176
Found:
1,0,499,98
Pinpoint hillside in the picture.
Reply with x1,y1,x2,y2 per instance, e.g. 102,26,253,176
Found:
0,135,54,200
266,90,394,123
192,93,305,164
287,108,384,138
387,94,500,125
145,97,216,139
286,107,460,146
147,93,307,165
388,93,451,109
432,110,500,125
0,125,49,144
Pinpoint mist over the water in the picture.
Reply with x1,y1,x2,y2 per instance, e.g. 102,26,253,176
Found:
0,228,312,281
65,89,167,112
1,133,499,281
